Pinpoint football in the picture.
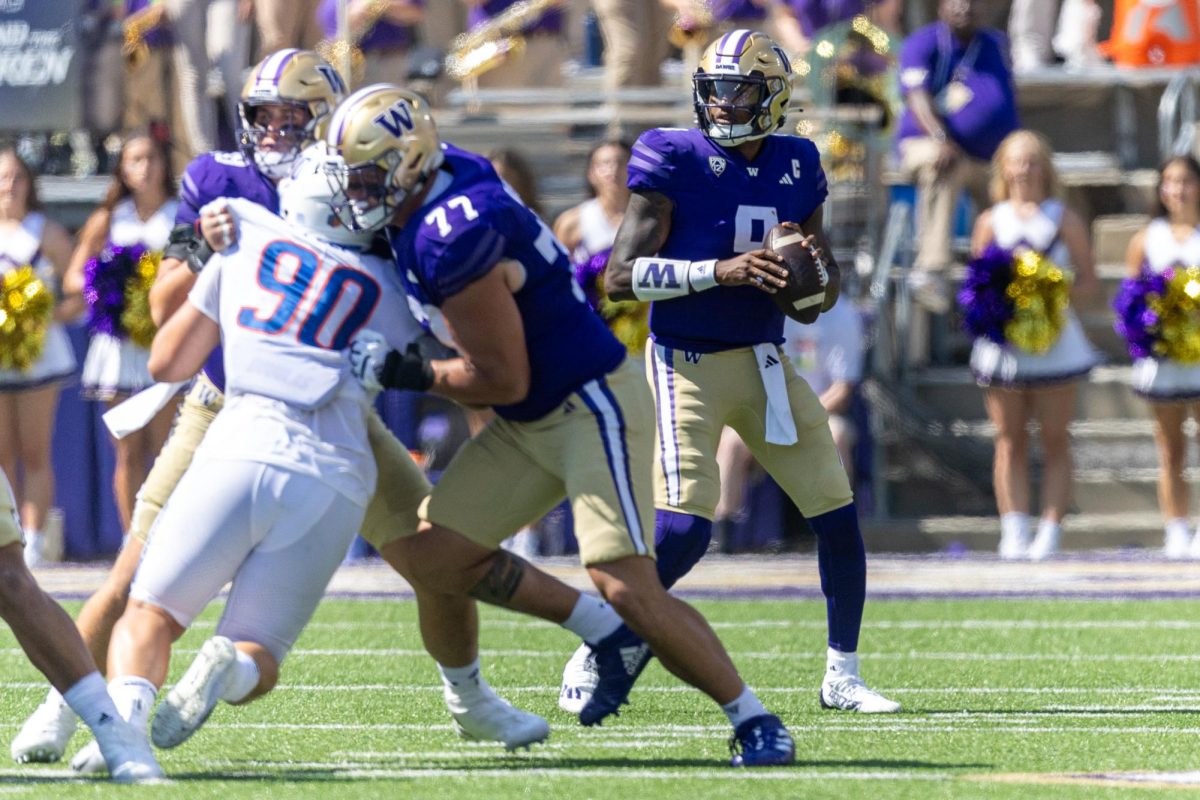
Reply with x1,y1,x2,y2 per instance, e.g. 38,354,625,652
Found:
764,224,838,324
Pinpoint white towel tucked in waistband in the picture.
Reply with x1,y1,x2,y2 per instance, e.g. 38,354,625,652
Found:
753,343,798,446
103,380,186,439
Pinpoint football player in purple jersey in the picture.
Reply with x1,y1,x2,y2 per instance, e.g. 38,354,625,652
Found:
566,29,901,717
326,84,795,766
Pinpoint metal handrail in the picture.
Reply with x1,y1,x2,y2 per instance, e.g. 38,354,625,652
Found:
1158,70,1200,161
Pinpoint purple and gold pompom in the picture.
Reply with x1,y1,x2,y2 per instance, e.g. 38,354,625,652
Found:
1115,266,1200,364
0,265,54,371
84,243,159,346
957,244,1072,354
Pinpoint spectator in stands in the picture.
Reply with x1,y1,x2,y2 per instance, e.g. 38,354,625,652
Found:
554,139,631,266
122,1,175,143
160,1,219,159
594,0,670,131
896,0,1018,316
1124,156,1200,559
77,1,125,176
254,0,324,58
772,0,902,55
1008,0,1058,73
0,149,78,567
317,0,424,88
458,0,569,89
62,133,181,537
662,1,769,74
969,130,1099,561
208,1,254,144
487,146,544,218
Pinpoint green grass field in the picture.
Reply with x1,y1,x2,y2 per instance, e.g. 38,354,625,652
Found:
4,595,1200,798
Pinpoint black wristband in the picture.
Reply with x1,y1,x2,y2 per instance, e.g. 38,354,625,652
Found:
379,344,434,392
185,236,215,274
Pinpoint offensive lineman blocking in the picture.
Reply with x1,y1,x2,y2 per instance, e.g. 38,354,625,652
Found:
326,84,795,766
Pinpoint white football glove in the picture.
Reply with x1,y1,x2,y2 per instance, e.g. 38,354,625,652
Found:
348,329,389,393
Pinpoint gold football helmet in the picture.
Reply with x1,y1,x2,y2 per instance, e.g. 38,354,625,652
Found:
323,84,445,232
693,29,793,146
239,48,347,179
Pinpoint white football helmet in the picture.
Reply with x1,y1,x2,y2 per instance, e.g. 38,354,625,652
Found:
239,48,347,180
693,29,793,146
279,145,374,249
323,84,445,232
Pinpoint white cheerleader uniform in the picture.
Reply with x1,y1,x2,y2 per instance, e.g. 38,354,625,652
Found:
80,198,178,400
1130,217,1200,400
570,197,620,264
969,200,1100,388
0,213,75,392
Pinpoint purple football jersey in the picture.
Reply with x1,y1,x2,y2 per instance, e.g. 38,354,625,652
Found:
388,144,624,422
175,151,280,390
627,127,828,352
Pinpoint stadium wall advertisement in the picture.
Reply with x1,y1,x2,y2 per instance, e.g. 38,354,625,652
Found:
0,1,79,130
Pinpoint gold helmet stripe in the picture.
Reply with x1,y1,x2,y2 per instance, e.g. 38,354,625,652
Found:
251,48,301,97
713,29,753,66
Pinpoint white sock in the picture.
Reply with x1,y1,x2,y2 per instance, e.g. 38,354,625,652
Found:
1167,518,1190,540
59,673,109,729
561,595,621,645
825,647,859,680
1000,512,1030,539
218,648,260,703
438,658,491,709
107,675,157,730
1036,518,1060,540
721,684,768,728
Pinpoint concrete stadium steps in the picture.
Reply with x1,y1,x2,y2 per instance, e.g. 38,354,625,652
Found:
860,512,1169,554
877,363,1194,543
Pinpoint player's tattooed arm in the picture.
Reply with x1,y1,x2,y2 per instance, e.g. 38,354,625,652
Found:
468,550,528,606
604,190,675,302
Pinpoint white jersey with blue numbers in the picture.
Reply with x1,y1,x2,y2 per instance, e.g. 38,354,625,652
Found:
187,199,419,505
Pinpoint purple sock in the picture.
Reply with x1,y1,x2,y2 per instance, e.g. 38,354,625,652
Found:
808,503,866,653
654,509,713,589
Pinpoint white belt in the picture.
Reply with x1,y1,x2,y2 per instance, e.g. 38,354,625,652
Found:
752,343,798,446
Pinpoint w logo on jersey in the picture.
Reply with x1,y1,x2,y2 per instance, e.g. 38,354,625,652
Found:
374,101,414,137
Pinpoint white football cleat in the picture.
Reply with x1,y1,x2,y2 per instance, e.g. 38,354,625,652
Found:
93,714,164,784
558,642,598,714
69,738,106,775
152,635,236,749
11,695,78,763
820,675,901,714
452,695,550,751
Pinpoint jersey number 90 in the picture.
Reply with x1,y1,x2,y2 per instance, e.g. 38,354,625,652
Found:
237,240,381,350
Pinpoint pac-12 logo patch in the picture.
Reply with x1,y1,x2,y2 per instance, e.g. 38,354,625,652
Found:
708,156,726,177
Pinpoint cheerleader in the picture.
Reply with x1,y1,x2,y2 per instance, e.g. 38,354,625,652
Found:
62,132,178,535
969,130,1100,560
0,149,78,567
553,139,631,266
1124,155,1200,558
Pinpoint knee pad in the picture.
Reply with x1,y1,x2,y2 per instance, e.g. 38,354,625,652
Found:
654,510,712,589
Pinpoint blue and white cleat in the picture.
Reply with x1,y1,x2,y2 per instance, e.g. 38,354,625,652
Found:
729,714,795,767
578,625,652,726
559,642,599,714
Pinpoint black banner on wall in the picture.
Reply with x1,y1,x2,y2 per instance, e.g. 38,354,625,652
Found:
0,1,81,131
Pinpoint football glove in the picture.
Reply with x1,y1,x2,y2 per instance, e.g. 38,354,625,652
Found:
349,332,434,393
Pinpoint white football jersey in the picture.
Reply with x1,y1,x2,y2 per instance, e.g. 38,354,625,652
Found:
187,199,419,505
